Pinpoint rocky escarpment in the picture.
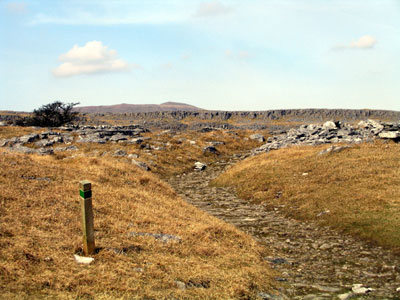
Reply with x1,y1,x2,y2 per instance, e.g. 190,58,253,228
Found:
253,119,400,154
90,108,400,122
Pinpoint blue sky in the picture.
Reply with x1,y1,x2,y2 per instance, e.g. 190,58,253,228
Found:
0,0,399,111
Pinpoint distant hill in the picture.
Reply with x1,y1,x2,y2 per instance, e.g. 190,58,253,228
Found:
74,102,203,113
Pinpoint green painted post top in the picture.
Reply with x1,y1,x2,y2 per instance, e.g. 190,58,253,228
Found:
80,180,91,192
80,189,92,199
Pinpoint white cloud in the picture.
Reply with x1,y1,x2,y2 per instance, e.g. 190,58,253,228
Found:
6,1,27,14
53,41,130,77
194,1,232,17
333,35,377,50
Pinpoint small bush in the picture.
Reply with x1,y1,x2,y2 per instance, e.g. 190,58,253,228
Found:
15,101,80,127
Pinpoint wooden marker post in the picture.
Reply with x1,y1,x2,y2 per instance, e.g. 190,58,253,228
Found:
80,180,95,255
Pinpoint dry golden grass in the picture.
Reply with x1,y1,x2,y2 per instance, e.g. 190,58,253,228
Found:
213,141,400,251
0,126,42,140
69,129,265,178
0,148,275,299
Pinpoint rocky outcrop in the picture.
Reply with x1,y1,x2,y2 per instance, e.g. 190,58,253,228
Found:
93,109,400,123
253,120,400,154
0,124,150,155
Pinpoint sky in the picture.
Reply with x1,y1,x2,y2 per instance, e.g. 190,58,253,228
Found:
0,0,399,112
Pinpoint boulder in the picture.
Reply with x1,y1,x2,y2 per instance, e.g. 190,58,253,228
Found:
132,160,151,171
109,134,128,142
113,149,127,157
203,146,218,154
322,121,337,130
378,131,400,139
249,133,265,142
194,162,207,171
129,137,144,144
74,254,94,265
19,134,40,144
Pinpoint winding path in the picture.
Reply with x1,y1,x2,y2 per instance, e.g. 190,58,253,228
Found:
167,153,400,299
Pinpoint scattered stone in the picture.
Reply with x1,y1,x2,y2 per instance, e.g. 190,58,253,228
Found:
21,175,51,181
378,131,400,139
113,149,127,157
175,280,186,290
54,145,78,152
322,121,337,130
254,119,399,155
131,160,151,171
19,134,40,144
0,122,6,127
258,292,285,300
250,133,265,142
268,257,288,265
35,139,55,147
203,146,218,154
128,232,181,243
10,144,37,154
37,148,54,155
352,284,373,294
194,162,207,171
109,134,128,142
200,127,215,133
129,137,144,144
337,293,353,300
319,145,351,155
207,141,225,146
128,153,139,159
74,254,94,265
311,284,342,293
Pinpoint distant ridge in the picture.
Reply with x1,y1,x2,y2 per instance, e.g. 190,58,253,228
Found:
74,102,203,113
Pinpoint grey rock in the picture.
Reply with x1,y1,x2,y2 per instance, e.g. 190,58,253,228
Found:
128,232,181,243
322,121,337,130
206,141,225,146
54,145,78,152
250,133,265,142
203,146,218,154
131,159,151,171
109,134,128,142
352,284,373,294
11,144,37,154
37,148,54,155
319,145,351,155
268,257,288,265
19,134,39,144
175,280,186,290
337,293,353,300
35,139,55,147
129,137,144,144
194,162,207,171
113,149,127,157
258,292,284,300
128,153,139,159
378,131,400,139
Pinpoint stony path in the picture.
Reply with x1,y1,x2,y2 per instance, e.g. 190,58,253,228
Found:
166,154,400,299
